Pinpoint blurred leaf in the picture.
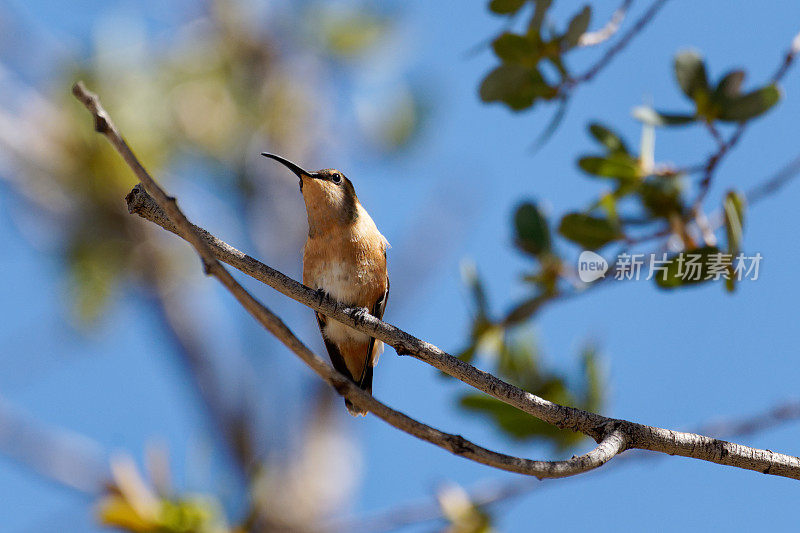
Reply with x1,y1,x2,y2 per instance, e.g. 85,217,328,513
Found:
581,345,604,413
713,69,745,101
719,84,780,122
674,51,709,100
723,190,746,292
502,295,547,326
558,213,621,249
460,392,581,446
578,153,640,180
98,494,154,532
632,106,696,127
640,176,684,218
563,6,591,49
68,238,129,323
492,32,539,64
598,192,619,226
489,0,527,15
529,0,553,33
320,11,387,58
653,246,721,289
479,64,552,110
588,122,628,154
438,484,494,533
723,190,746,254
461,262,490,320
514,202,551,256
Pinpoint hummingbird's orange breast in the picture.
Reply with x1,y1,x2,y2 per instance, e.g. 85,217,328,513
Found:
303,204,388,379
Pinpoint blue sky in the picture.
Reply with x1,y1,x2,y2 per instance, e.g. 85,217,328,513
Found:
2,1,800,531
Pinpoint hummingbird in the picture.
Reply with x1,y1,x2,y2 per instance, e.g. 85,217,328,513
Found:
262,153,389,416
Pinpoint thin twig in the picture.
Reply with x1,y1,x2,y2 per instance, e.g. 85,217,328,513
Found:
693,29,800,209
123,179,800,480
574,0,670,83
72,81,629,479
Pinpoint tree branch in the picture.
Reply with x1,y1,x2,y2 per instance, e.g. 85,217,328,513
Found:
574,0,670,83
342,397,800,532
693,29,800,208
578,0,633,48
75,81,800,481
72,81,630,479
123,179,800,480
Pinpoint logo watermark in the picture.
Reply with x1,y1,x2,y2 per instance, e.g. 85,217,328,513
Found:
577,251,763,283
577,250,609,282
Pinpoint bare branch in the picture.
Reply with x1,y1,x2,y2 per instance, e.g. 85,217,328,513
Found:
72,81,629,479
124,178,800,480
0,396,108,494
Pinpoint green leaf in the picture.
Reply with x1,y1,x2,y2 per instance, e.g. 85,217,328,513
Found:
632,106,696,127
514,202,551,256
558,213,621,249
563,6,591,49
528,0,553,33
723,190,746,293
674,50,709,100
460,389,582,447
588,122,628,154
489,0,527,15
640,176,684,218
719,84,780,122
492,32,538,63
503,295,547,326
479,64,551,111
713,70,745,101
578,153,640,180
653,246,721,289
461,261,490,320
581,346,604,413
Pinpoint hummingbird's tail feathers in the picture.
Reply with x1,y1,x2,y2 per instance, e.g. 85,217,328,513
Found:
345,364,373,417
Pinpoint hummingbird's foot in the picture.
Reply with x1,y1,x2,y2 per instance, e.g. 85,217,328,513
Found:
351,306,370,327
314,287,329,306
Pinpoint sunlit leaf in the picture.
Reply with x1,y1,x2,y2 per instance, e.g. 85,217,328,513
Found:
578,153,640,180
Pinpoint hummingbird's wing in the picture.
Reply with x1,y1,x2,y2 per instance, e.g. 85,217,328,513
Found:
315,312,355,381
357,276,389,392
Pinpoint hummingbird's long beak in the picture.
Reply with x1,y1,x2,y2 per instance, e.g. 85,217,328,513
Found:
261,153,312,178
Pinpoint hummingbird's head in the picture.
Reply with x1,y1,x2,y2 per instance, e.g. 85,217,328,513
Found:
262,153,359,235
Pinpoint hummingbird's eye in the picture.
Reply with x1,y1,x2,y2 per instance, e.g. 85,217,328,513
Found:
331,172,342,184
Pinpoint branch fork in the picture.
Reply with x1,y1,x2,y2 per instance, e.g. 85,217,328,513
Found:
75,81,800,482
